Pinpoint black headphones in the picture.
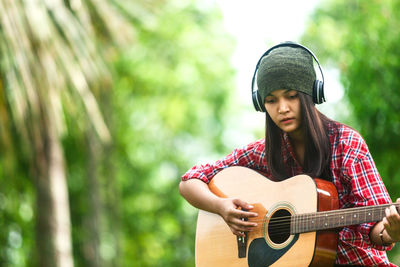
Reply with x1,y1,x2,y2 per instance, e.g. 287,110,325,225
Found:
251,41,325,112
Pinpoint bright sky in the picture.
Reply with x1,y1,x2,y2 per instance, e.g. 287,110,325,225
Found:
216,0,320,93
212,0,345,147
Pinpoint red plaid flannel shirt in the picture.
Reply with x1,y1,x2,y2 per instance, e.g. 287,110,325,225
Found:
182,122,396,266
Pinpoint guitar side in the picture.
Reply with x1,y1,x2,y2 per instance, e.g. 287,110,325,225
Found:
195,166,321,267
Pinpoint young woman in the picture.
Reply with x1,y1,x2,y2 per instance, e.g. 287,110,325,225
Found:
179,43,400,266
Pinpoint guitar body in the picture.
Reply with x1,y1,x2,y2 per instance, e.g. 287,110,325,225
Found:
195,166,338,267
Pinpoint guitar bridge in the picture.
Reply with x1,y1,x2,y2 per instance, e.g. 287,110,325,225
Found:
237,212,248,258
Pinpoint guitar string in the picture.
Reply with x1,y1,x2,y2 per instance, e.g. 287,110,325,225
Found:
269,203,398,234
245,208,387,223
234,216,376,235
247,209,387,223
199,227,293,238
243,203,397,223
202,211,392,238
203,223,332,239
199,220,342,238
200,204,400,238
233,204,397,236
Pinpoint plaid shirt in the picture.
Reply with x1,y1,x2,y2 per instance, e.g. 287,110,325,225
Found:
182,122,396,266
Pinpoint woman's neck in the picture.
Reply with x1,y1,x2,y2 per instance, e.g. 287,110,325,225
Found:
288,129,305,166
288,127,305,146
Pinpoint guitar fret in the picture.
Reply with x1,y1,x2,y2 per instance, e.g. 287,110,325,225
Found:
325,213,329,229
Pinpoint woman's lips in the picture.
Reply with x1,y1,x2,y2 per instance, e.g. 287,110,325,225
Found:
281,118,294,124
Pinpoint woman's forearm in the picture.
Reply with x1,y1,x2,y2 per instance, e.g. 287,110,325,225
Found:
179,179,222,214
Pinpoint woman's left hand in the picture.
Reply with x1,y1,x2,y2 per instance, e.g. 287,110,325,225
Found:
383,198,400,242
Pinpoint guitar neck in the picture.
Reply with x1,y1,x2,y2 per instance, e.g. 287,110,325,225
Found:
291,203,400,234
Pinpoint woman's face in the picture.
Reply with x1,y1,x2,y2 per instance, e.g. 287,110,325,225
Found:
264,89,302,136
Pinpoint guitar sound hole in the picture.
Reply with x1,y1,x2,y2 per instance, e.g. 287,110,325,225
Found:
268,209,291,244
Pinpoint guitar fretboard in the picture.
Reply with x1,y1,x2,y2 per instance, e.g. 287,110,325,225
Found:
290,203,399,234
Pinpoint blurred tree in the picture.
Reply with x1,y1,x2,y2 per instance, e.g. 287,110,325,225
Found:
302,0,400,263
0,0,133,266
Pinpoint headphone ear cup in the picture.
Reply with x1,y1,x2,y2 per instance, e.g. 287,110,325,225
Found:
252,90,266,112
313,80,325,104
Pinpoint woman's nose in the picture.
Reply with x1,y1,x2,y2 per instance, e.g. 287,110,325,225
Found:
278,100,289,114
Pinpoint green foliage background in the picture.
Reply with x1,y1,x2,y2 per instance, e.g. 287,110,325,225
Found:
1,0,400,266
107,3,235,266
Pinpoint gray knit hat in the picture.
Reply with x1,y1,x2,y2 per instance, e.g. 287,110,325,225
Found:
256,46,316,103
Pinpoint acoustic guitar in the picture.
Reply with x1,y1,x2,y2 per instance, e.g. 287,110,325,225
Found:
195,166,396,267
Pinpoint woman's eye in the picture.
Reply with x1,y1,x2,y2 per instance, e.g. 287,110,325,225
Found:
289,94,298,99
265,99,275,103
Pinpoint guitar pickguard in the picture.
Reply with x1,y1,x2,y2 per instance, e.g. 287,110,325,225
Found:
248,234,299,267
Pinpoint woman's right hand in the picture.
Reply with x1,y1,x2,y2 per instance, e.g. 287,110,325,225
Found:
216,197,258,237
179,179,258,237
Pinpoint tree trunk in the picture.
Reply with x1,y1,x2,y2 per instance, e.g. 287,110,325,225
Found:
83,131,101,267
34,113,74,267
101,87,120,267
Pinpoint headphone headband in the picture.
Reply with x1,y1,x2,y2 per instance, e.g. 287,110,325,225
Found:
251,42,326,112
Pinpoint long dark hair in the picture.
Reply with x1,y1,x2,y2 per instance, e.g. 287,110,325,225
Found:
265,92,333,181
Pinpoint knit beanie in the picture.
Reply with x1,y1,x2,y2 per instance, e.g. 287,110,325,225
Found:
256,46,316,103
